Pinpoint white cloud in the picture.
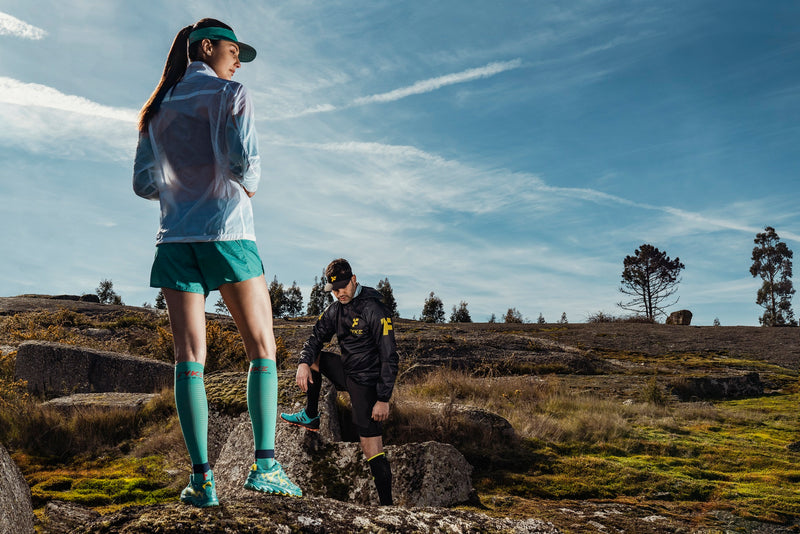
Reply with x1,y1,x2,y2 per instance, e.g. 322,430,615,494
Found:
283,59,523,118
352,59,523,105
0,77,137,122
0,11,47,40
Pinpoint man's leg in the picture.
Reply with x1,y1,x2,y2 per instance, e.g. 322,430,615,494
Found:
350,381,393,506
281,352,345,430
219,276,301,496
163,288,218,507
361,436,392,505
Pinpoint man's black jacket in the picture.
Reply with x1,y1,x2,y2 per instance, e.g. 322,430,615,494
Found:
299,285,399,402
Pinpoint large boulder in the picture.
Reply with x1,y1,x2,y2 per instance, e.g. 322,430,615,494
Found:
40,392,159,414
0,443,34,534
213,415,474,507
15,342,172,397
665,310,692,325
79,494,561,533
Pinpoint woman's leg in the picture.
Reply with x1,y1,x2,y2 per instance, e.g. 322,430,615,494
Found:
163,289,216,505
219,276,279,466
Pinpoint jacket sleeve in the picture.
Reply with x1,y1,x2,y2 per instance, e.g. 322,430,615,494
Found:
299,306,337,366
225,84,260,193
367,302,399,402
132,131,160,200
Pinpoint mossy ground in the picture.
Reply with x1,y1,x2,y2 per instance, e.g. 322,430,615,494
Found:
1,306,799,531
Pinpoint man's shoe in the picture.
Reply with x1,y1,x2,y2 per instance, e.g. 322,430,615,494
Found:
280,410,320,431
180,471,219,507
243,461,302,496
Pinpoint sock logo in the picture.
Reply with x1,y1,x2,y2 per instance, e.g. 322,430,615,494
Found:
178,370,203,379
249,366,272,373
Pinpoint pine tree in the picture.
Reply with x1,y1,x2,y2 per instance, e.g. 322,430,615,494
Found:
537,313,546,324
376,278,399,317
306,273,333,316
96,279,123,305
559,312,568,324
504,308,523,323
284,281,303,317
618,244,684,321
214,297,229,316
268,276,285,318
421,292,445,323
154,289,166,310
488,313,496,324
450,301,472,323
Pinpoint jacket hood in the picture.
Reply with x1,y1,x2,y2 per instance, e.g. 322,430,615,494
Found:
356,285,384,302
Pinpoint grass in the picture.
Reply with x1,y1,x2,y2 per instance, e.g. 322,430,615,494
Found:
1,310,800,530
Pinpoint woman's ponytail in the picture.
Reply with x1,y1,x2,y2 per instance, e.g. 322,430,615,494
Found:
137,25,193,132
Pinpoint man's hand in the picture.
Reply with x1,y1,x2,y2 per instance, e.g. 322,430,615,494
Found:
371,401,389,422
296,363,313,393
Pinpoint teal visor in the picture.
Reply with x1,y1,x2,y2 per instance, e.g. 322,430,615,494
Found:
188,27,256,62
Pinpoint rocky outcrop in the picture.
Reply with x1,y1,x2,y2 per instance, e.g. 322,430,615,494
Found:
0,443,34,534
15,342,172,398
670,372,763,401
665,310,692,325
79,494,561,533
400,400,517,441
213,415,474,507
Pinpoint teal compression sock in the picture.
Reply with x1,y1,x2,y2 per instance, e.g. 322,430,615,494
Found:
174,361,209,472
247,359,278,468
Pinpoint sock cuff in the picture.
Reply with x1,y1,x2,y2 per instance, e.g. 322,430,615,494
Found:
255,449,275,459
249,359,277,372
192,462,211,474
367,452,386,463
175,361,204,382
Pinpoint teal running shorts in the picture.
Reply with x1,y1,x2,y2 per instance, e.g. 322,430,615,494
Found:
150,240,264,296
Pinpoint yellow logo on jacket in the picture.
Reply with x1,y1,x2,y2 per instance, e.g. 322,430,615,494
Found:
350,317,363,335
381,317,393,336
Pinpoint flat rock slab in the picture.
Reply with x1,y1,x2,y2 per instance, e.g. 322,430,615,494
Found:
79,494,561,533
15,341,172,397
41,392,160,413
0,443,35,534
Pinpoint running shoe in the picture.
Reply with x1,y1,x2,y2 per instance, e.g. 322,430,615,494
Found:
243,461,302,496
180,470,219,507
280,410,320,431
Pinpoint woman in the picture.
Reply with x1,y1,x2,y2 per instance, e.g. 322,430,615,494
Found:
133,18,301,507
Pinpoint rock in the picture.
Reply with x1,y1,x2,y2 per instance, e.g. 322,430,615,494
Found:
214,415,475,507
401,400,517,441
0,443,35,534
79,294,101,303
15,341,172,398
40,392,159,414
665,310,692,325
79,494,561,533
670,372,763,401
41,500,100,534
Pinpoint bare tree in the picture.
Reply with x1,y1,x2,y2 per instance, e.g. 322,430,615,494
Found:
618,244,684,321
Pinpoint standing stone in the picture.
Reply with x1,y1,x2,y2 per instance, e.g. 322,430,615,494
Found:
0,443,34,534
666,310,692,325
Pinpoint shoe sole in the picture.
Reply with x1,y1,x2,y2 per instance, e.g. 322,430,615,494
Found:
279,416,320,432
180,498,220,507
243,482,302,497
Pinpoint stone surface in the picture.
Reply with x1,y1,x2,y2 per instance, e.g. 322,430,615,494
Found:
41,392,159,413
214,414,474,507
41,500,100,534
79,494,561,533
15,341,172,398
670,372,763,401
665,309,693,325
0,443,35,534
401,400,518,441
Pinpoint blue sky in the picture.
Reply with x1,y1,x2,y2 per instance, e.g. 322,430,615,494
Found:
0,1,798,326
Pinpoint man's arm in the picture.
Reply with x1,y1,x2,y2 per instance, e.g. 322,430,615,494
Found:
368,302,399,403
296,307,336,389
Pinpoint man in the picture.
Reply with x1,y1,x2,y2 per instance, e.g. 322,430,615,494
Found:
280,258,398,505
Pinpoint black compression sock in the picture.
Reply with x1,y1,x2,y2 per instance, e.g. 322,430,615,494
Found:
368,453,393,505
305,369,322,418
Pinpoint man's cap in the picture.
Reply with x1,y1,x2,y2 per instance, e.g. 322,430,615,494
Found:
188,26,257,62
324,259,353,292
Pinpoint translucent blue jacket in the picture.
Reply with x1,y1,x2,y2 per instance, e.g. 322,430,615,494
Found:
133,62,260,244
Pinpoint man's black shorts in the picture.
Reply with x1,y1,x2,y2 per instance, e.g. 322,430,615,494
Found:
318,351,382,438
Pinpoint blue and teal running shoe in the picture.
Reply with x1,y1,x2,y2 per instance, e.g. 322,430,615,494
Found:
280,410,320,431
243,461,302,496
180,470,219,507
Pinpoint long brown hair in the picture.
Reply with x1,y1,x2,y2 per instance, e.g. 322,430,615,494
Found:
137,18,233,132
